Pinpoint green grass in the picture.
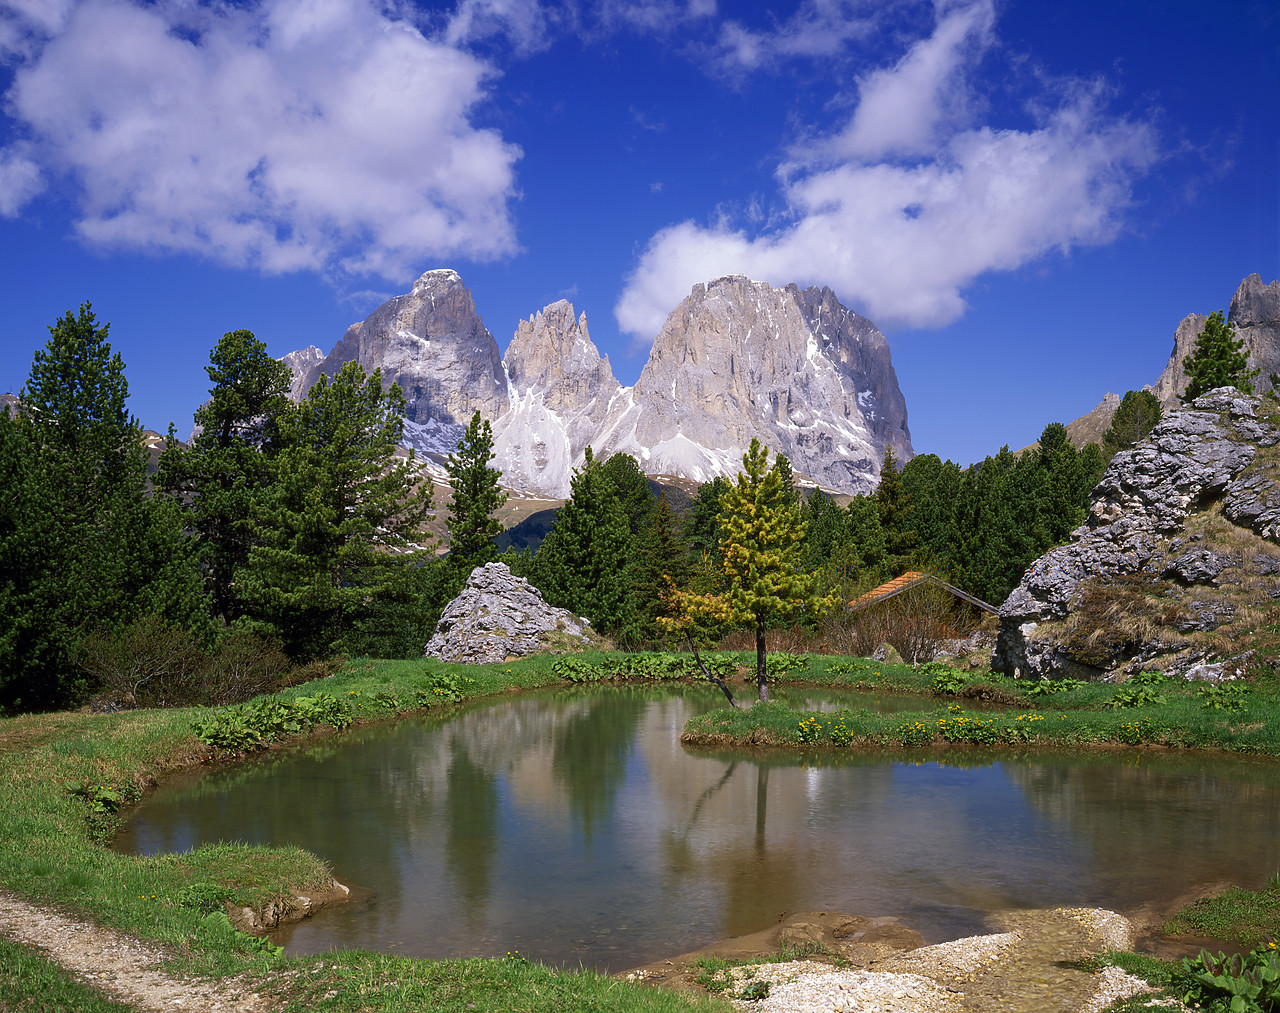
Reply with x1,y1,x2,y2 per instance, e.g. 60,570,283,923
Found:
274,951,730,1012
682,664,1280,756
1164,874,1280,946
0,936,137,1013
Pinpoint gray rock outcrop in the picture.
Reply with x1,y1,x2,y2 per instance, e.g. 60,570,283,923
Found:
995,388,1280,680
1152,274,1280,405
423,562,595,664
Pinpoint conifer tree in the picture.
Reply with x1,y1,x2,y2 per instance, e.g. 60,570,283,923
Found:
1,305,208,710
875,445,917,573
237,361,433,657
1102,390,1162,456
667,439,833,701
1182,310,1258,401
844,495,888,576
684,475,730,566
626,490,689,646
531,447,634,632
445,411,507,575
159,330,293,623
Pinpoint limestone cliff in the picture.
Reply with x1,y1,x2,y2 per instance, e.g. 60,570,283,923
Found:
995,388,1280,680
490,301,625,497
284,271,912,498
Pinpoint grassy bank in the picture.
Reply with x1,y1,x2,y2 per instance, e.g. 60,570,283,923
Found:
681,660,1280,756
0,652,730,1012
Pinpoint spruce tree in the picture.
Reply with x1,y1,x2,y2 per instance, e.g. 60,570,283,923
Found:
445,411,507,576
530,447,634,633
159,330,293,623
626,490,689,646
237,361,434,657
875,445,917,573
1182,310,1257,402
1,305,208,710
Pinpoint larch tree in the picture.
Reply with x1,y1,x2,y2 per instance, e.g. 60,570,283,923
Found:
665,439,834,702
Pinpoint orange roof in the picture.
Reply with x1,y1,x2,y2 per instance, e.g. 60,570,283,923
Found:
849,572,999,615
852,571,928,608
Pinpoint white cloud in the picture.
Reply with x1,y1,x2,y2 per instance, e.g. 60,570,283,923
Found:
711,0,886,72
3,0,521,280
0,143,43,215
616,2,1159,340
443,0,555,53
820,0,994,161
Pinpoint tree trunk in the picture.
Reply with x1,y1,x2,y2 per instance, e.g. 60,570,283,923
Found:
687,637,739,708
756,622,769,701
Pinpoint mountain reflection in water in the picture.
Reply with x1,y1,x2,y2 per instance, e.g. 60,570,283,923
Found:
114,685,1280,972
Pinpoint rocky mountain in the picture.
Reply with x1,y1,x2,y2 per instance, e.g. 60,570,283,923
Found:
591,276,911,493
994,388,1280,681
284,270,912,497
285,269,509,455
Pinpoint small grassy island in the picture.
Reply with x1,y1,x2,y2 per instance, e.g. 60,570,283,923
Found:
3,651,1280,1012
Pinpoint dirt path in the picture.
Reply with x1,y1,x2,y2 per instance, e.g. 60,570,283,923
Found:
0,889,276,1012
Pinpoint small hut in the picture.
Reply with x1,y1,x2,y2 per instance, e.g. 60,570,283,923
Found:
847,572,998,663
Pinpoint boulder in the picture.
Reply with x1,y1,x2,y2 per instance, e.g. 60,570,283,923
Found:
424,562,597,664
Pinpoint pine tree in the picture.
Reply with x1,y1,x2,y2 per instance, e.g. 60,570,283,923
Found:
159,330,294,623
1102,390,1162,456
236,361,434,658
1182,310,1258,402
445,411,507,576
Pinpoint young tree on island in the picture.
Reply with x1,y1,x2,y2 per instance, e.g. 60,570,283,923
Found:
236,361,434,657
664,439,835,702
1182,310,1258,402
446,411,507,576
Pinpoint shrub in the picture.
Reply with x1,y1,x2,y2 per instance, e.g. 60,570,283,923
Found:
1171,943,1280,1012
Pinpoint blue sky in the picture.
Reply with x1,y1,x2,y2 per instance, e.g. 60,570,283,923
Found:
1,0,1277,466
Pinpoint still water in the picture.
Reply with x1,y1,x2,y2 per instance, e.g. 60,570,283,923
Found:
115,685,1280,972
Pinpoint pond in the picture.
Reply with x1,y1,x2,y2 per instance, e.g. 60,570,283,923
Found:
115,684,1280,973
